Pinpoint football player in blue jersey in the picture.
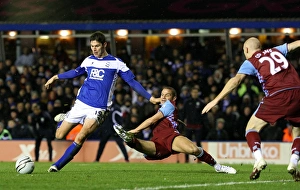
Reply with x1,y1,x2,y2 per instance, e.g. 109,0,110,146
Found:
45,31,160,172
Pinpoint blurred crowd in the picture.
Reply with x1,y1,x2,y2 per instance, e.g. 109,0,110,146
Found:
0,36,300,142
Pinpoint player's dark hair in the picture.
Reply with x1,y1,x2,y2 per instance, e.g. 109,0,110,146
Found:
90,31,106,44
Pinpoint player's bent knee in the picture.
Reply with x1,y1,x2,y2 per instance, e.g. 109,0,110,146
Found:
55,132,65,140
191,146,200,155
184,144,199,155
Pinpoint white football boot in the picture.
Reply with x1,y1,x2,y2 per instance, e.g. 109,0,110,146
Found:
250,158,267,180
113,124,134,143
215,165,237,174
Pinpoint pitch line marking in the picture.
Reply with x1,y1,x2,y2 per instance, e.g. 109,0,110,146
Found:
120,180,294,190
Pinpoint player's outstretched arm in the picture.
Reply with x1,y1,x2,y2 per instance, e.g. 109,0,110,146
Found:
128,111,164,134
288,40,300,52
202,73,246,114
202,99,219,114
45,75,59,89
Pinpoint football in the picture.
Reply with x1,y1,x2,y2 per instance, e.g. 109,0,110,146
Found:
15,155,35,174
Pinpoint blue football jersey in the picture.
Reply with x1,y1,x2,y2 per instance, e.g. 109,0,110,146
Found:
58,54,136,108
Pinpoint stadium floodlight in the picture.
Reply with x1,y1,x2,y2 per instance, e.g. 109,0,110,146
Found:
229,28,241,35
8,31,17,37
281,28,294,34
59,30,72,37
116,29,128,37
168,28,180,36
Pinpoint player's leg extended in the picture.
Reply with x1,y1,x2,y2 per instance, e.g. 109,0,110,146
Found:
172,136,217,166
49,118,98,172
172,136,236,174
172,136,200,155
129,138,156,156
245,115,268,180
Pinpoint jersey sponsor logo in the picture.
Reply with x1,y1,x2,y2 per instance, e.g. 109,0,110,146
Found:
90,68,105,80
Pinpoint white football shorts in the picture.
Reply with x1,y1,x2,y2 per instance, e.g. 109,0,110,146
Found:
64,99,107,124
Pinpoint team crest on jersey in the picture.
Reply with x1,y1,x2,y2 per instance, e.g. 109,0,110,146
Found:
255,53,261,58
90,68,105,80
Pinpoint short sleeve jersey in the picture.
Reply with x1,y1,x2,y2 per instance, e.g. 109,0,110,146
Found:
238,44,300,97
155,100,178,130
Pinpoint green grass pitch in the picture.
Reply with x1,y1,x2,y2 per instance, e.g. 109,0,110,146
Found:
0,162,298,190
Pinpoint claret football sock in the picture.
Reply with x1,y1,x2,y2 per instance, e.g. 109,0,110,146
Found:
290,137,300,165
54,142,82,170
246,130,263,161
246,130,261,152
197,147,217,166
291,137,300,155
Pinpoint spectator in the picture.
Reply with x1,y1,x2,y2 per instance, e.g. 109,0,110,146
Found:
124,106,142,130
28,103,55,161
15,46,35,67
220,105,239,140
7,119,33,139
179,85,190,103
0,100,9,125
15,102,28,124
9,65,21,84
181,87,208,162
49,99,64,119
0,121,12,140
53,43,71,65
237,77,260,100
206,118,229,141
152,38,173,62
0,61,6,81
236,106,253,140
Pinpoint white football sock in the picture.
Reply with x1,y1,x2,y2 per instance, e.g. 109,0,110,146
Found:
253,149,263,161
290,153,299,166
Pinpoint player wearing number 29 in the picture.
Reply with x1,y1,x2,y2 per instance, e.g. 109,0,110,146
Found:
202,37,300,181
44,31,160,172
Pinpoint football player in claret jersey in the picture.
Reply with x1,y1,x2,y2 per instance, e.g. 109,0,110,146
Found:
202,37,300,181
44,31,160,172
114,86,236,174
